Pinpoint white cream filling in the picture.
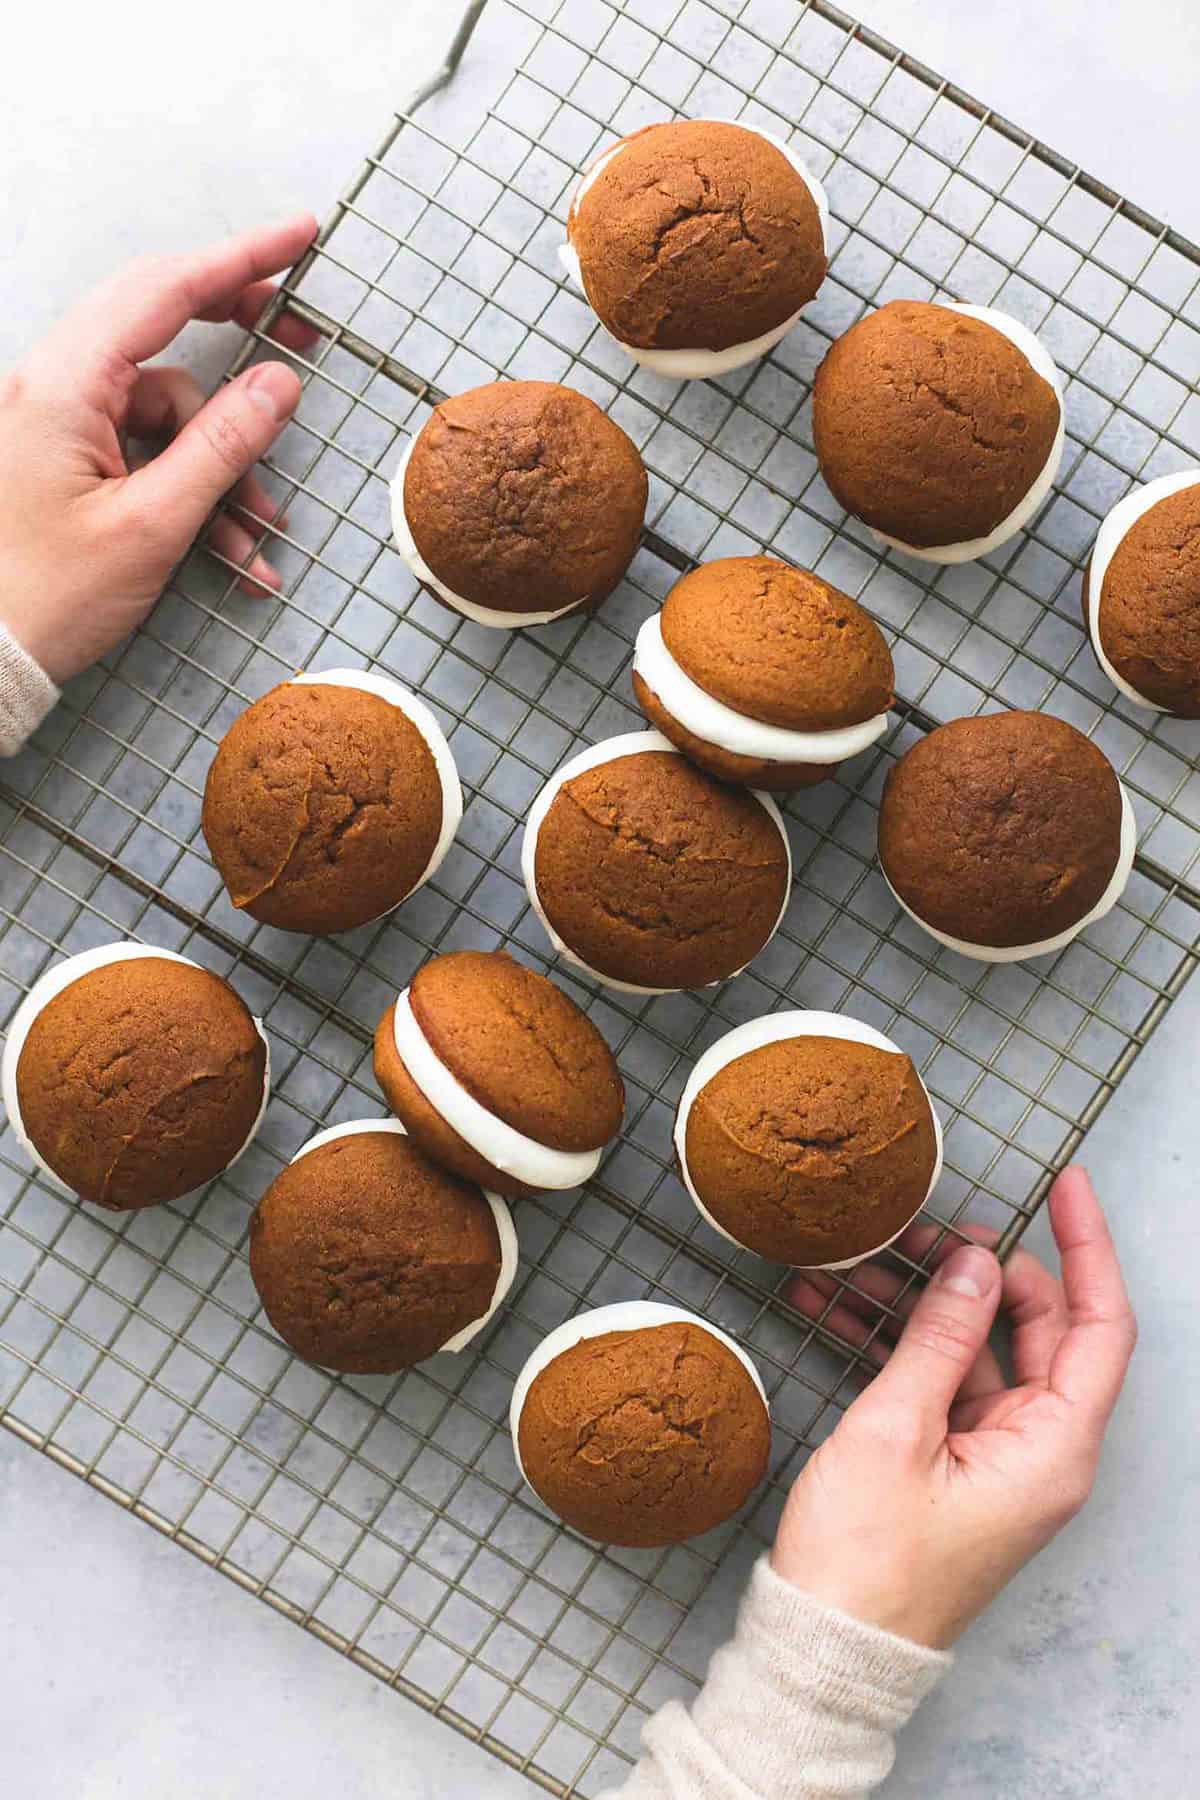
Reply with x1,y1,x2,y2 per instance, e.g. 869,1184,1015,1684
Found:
287,1115,517,1354
560,119,830,379
291,668,462,912
389,436,589,630
633,612,890,766
1,942,271,1198
508,1299,769,1491
520,729,793,996
674,1010,943,1272
391,989,602,1191
885,779,1137,965
873,303,1066,566
1085,469,1200,713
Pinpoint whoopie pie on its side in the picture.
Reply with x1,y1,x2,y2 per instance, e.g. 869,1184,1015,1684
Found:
373,950,624,1199
878,711,1134,961
633,555,894,788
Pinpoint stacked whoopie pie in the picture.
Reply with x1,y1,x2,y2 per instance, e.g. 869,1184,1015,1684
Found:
10,110,1165,1555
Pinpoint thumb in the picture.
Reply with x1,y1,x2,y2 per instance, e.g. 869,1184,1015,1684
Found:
859,1244,1002,1444
121,362,301,547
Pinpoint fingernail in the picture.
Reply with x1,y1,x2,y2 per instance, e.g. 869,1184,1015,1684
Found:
245,363,299,422
937,1245,997,1299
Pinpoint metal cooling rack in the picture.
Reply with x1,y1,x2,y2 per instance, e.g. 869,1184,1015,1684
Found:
3,1,1200,1792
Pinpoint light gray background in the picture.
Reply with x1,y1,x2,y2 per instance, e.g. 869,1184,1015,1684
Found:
2,2,1199,1796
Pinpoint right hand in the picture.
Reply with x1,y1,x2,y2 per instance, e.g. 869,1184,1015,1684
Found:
771,1167,1137,1649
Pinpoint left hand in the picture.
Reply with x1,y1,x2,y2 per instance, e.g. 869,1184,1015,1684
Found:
0,214,320,686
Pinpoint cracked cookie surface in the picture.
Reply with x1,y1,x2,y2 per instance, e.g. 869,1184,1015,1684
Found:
813,300,1060,547
202,681,444,935
517,1321,769,1545
569,120,826,351
403,380,647,617
250,1130,501,1373
16,957,266,1210
1089,481,1200,716
878,711,1122,948
684,1035,937,1265
533,749,790,989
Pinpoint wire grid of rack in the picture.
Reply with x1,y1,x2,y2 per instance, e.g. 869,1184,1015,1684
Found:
3,0,1200,1792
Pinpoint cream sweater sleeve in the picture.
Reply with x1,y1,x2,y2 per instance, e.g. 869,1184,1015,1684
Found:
0,624,59,756
603,1558,951,1800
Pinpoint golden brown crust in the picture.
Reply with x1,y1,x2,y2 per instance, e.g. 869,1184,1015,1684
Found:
533,750,790,990
878,712,1123,948
633,670,833,789
16,958,265,1210
404,381,647,616
202,682,443,937
249,1130,501,1373
813,301,1060,548
684,1036,937,1265
517,1321,769,1546
660,556,894,730
409,951,624,1151
1091,482,1200,717
569,121,826,351
373,1005,526,1199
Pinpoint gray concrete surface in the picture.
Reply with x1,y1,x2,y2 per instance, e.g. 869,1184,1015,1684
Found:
2,2,1199,1795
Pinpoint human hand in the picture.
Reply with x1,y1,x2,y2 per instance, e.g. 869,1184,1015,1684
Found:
772,1167,1136,1649
0,214,320,687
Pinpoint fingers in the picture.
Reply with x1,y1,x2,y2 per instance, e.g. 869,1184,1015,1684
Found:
122,365,206,438
1047,1167,1137,1427
116,361,302,561
855,1244,1003,1448
1001,1243,1070,1388
48,214,318,393
220,279,323,354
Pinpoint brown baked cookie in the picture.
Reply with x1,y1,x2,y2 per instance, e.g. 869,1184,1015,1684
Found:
527,742,791,991
632,557,894,789
202,678,455,936
249,1127,508,1373
373,951,624,1198
813,300,1061,551
1086,477,1200,717
400,381,647,620
568,120,826,352
12,953,266,1210
879,712,1125,950
514,1318,770,1546
681,1032,938,1266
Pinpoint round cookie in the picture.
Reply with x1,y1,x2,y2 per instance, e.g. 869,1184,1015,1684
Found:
202,669,461,936
522,730,792,995
632,555,894,789
510,1301,770,1546
562,118,829,378
249,1119,517,1373
878,712,1135,961
2,943,269,1210
1083,469,1200,717
813,300,1064,563
391,381,647,627
373,950,624,1199
675,1011,942,1268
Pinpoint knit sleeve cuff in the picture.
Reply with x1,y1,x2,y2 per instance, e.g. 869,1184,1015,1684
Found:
679,1556,951,1800
0,624,59,757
